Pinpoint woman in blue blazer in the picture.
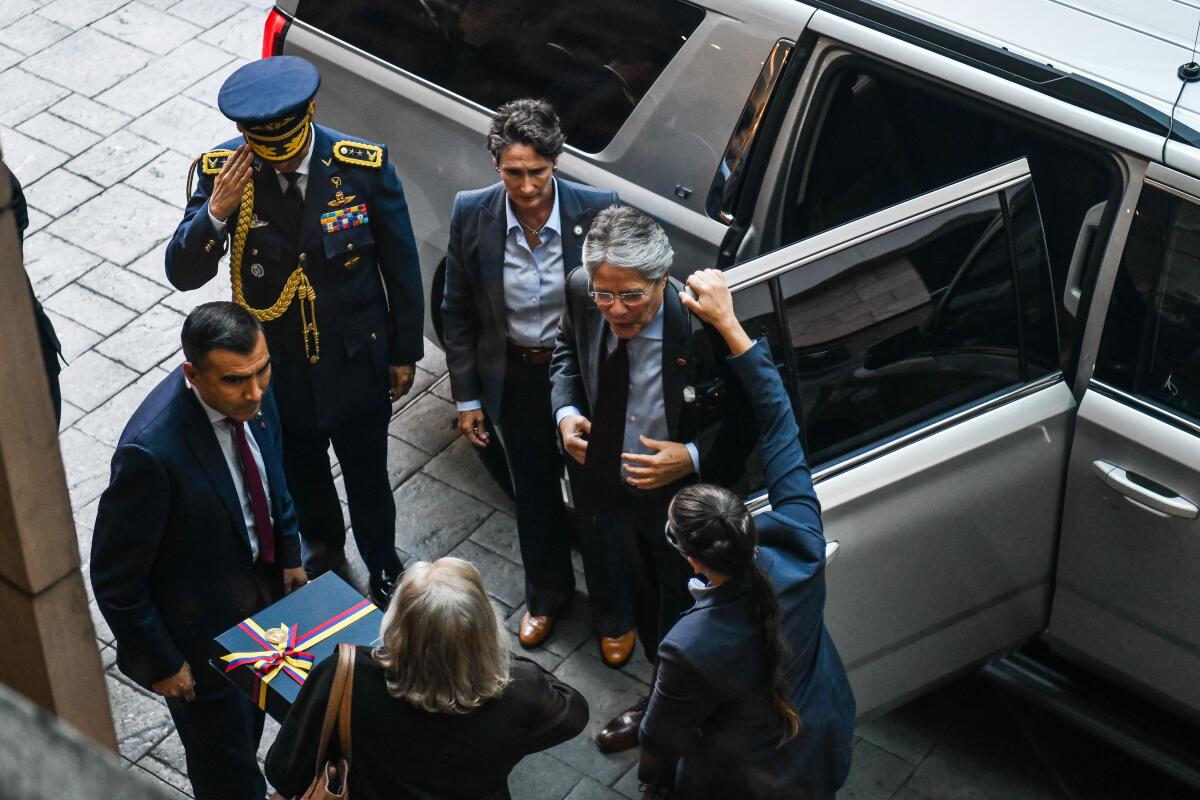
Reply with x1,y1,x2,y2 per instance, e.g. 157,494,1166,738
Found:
638,269,855,799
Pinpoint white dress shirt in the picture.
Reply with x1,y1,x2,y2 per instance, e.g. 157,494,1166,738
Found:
187,378,273,560
207,125,315,233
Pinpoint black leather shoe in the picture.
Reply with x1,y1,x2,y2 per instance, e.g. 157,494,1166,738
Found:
369,564,403,608
595,696,648,754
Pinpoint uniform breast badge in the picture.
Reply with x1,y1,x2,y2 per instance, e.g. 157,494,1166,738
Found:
250,214,269,229
320,203,369,233
328,191,357,207
250,263,265,278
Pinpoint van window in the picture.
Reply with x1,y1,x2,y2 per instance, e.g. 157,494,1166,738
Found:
1093,185,1200,423
292,0,704,153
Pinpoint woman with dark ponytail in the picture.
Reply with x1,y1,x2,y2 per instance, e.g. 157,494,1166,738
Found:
638,270,854,800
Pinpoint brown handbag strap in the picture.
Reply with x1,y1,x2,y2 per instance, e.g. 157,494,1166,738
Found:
313,643,355,774
336,643,354,767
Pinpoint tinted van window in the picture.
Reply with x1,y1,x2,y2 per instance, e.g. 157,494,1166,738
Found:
293,0,704,153
1094,185,1200,423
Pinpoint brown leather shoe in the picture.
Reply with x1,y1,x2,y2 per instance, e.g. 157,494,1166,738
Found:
595,696,648,754
599,630,636,668
518,612,555,649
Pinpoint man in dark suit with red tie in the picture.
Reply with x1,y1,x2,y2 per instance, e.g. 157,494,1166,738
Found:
91,302,308,800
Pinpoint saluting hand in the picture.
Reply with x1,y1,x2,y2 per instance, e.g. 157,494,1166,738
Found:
208,144,254,222
622,435,694,489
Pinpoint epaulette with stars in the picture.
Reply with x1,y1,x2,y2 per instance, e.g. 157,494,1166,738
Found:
331,140,383,168
199,149,234,175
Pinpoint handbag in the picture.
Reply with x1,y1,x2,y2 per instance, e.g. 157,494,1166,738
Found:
299,642,356,799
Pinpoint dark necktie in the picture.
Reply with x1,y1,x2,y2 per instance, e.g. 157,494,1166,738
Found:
281,171,303,223
581,335,630,512
227,419,275,564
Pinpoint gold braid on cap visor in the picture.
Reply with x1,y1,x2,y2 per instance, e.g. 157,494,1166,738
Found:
242,101,314,162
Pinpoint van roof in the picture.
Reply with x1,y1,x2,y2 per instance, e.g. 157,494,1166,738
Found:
830,0,1200,142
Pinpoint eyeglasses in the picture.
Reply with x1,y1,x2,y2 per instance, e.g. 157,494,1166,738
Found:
664,519,684,552
588,279,660,307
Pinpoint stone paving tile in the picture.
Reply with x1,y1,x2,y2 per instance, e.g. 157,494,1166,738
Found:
93,2,203,56
420,336,447,374
16,111,102,156
96,39,232,117
509,751,584,800
126,149,195,207
423,436,517,513
24,204,51,234
392,473,493,561
59,400,85,431
160,273,232,314
50,92,133,136
169,0,247,28
59,349,138,411
48,183,180,265
611,765,639,799
509,632,566,674
75,369,166,447
58,426,116,506
22,29,154,97
0,42,20,72
45,283,139,335
97,303,186,372
22,230,103,295
37,0,131,29
547,652,643,785
80,262,171,312
131,95,237,159
0,67,72,125
399,364,437,405
105,673,175,761
471,509,521,564
182,54,248,106
0,0,41,30
856,702,939,767
839,739,915,800
450,538,525,610
66,129,164,188
89,598,114,645
506,592,595,664
126,239,173,287
565,776,625,800
1,123,69,183
388,392,459,455
137,754,192,798
43,308,101,361
23,167,102,217
198,6,263,60
99,643,117,670
386,433,427,489
0,14,71,56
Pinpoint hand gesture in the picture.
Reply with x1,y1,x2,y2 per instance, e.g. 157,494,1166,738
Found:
681,269,754,356
457,408,491,448
390,364,416,403
283,566,308,594
152,662,196,702
622,435,695,489
208,144,254,222
559,414,591,464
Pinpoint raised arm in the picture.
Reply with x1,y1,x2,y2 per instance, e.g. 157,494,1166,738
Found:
679,270,821,536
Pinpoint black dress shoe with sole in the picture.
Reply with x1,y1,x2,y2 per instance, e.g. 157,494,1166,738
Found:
369,564,403,608
595,696,648,754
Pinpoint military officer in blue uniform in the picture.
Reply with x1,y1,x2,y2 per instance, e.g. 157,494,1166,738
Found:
165,56,422,606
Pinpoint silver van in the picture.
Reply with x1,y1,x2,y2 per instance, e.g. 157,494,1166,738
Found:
265,0,1200,777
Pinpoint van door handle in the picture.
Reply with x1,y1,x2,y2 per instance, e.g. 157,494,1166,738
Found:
1091,460,1199,519
1063,200,1106,318
825,540,839,564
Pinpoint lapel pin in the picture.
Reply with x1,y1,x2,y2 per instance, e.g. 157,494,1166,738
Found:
573,224,584,236
677,357,687,367
321,157,332,167
683,386,696,403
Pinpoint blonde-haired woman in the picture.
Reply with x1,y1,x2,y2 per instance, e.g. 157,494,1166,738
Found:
267,558,589,799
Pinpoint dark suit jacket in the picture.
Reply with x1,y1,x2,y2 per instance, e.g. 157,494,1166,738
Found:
266,649,588,800
440,178,618,421
549,266,697,451
90,367,302,690
164,124,423,430
638,341,855,800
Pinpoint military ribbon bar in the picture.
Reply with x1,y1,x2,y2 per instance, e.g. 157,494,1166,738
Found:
320,203,369,233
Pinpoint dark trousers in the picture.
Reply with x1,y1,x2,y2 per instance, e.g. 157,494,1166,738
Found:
496,358,576,615
596,483,694,660
282,404,400,576
166,668,266,800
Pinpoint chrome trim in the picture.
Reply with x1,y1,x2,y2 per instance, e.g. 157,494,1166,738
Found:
723,159,1032,292
1144,178,1200,206
743,371,1065,514
1145,162,1200,201
706,39,794,225
1088,380,1200,439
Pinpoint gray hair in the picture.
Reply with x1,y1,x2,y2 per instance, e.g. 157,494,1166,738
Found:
371,558,511,714
582,205,674,282
487,98,565,162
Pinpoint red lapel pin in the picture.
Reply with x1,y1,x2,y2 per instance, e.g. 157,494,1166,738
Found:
677,357,687,367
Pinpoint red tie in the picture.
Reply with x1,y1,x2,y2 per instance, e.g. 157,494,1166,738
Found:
227,419,275,564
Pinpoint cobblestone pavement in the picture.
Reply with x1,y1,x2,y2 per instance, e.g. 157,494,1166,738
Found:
3,4,1191,800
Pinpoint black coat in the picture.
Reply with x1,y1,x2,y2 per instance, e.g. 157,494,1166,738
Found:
638,341,855,800
164,124,424,430
90,369,302,689
266,649,588,800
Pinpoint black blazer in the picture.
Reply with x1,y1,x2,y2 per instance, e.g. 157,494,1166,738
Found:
440,178,618,420
638,341,855,800
165,124,424,430
90,368,302,690
266,649,588,800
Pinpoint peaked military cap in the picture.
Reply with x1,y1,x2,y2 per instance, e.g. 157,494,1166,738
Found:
218,56,321,162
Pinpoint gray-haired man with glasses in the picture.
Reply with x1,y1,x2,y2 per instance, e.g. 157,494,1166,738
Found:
551,205,701,754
